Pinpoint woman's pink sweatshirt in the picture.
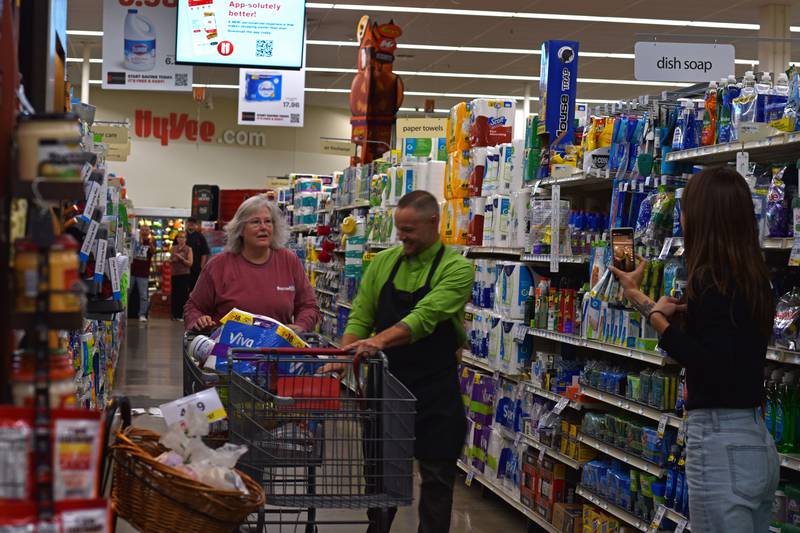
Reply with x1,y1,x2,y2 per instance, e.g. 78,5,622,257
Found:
184,249,320,331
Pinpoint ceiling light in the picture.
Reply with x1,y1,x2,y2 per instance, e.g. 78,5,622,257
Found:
67,30,104,36
192,84,240,89
399,107,451,113
306,3,760,30
66,57,103,63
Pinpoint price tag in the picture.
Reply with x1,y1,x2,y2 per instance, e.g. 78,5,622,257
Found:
94,239,107,282
514,432,522,447
677,420,687,446
736,151,750,177
659,237,674,260
532,179,542,196
553,396,570,415
657,413,669,439
512,323,528,343
674,518,688,533
649,504,667,532
539,446,546,463
159,388,227,427
79,220,100,263
465,470,475,487
80,161,93,182
108,254,121,300
81,181,101,223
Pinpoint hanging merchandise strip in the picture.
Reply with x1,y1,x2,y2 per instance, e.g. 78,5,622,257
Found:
34,246,53,520
550,183,561,273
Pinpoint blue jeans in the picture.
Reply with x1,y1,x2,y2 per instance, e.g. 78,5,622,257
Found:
686,408,779,533
132,276,149,317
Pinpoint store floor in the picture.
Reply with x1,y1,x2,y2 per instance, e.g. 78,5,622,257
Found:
115,319,533,533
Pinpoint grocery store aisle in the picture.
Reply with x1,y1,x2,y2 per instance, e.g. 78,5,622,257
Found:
115,319,532,533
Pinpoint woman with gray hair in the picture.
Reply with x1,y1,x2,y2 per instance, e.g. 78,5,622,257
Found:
184,194,320,332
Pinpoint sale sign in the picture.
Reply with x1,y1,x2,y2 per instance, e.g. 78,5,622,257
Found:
237,68,306,127
102,0,193,91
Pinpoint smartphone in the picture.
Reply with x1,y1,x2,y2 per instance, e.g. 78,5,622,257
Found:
611,227,635,272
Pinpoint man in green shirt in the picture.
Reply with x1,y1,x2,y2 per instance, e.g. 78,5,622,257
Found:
342,190,473,533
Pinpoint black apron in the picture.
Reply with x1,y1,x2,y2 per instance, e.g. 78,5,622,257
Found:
374,245,468,461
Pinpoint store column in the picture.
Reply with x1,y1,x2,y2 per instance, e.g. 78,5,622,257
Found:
758,3,791,76
81,44,91,104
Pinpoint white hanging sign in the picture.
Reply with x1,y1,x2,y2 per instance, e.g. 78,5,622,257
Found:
634,42,735,83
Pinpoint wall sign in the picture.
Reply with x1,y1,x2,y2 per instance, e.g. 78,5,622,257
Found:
634,42,735,83
396,117,448,139
102,0,193,91
237,68,306,127
319,139,355,156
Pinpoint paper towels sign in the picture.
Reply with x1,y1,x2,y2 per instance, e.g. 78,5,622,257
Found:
396,117,448,138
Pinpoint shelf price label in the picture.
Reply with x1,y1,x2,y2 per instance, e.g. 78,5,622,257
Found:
674,518,688,533
514,432,522,448
465,469,475,487
657,413,669,439
658,237,674,260
539,446,546,464
553,396,570,415
649,504,667,532
512,324,528,343
677,420,687,446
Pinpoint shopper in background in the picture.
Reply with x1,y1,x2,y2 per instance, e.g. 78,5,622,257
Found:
186,217,211,290
327,191,472,533
130,224,156,323
169,231,193,321
184,195,319,332
611,166,778,533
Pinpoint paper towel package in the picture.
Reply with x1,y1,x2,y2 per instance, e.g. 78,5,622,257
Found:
482,198,495,245
427,160,447,203
482,146,501,196
498,143,514,194
441,199,470,245
486,313,503,369
468,147,488,197
398,165,416,196
481,261,496,309
447,101,471,153
467,196,486,246
510,139,525,192
485,427,505,481
510,189,531,249
499,320,534,375
492,195,511,248
494,262,535,319
469,99,516,147
450,150,471,199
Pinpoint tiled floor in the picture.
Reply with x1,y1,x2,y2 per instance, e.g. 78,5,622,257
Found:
115,318,535,532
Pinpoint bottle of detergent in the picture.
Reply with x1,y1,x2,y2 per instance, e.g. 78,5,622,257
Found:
124,9,156,71
718,75,740,143
767,72,791,123
755,72,773,123
701,81,718,145
732,71,756,141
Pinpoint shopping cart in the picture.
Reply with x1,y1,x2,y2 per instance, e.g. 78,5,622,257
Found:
227,346,416,532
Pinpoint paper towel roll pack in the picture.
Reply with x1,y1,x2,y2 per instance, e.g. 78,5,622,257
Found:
494,261,536,319
469,99,516,147
441,198,470,245
467,196,486,246
510,189,531,249
468,147,488,197
492,195,511,248
450,149,471,199
447,101,471,153
481,146,501,197
482,198,494,245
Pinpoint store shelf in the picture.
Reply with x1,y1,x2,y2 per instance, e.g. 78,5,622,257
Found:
529,328,673,367
457,461,560,533
579,384,683,428
335,201,370,211
763,237,793,250
12,178,85,200
664,132,800,165
779,453,800,472
315,287,337,297
768,346,800,366
520,253,590,264
366,241,395,250
576,486,648,532
320,308,337,318
578,433,666,478
319,334,340,348
461,350,521,382
12,311,84,330
665,508,692,531
290,224,317,233
519,432,584,470
524,383,581,411
337,301,352,310
466,246,524,258
537,171,614,189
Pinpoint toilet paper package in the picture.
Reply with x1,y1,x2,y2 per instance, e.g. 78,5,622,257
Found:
447,101,472,153
481,261,496,310
494,262,536,319
491,195,511,248
499,320,534,375
444,153,454,200
498,143,514,194
510,139,525,192
482,198,495,245
485,427,504,481
469,99,516,147
482,146,501,197
294,177,323,193
450,150,471,199
510,189,531,249
469,372,496,427
468,196,486,246
468,147,488,197
486,313,503,370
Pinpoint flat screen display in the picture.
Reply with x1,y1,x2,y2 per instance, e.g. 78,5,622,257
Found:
175,0,305,69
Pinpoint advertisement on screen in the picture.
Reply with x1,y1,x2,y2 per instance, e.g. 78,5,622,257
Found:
102,0,193,91
237,67,305,127
175,0,306,69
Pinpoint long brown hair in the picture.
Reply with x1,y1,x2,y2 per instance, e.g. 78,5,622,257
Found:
682,166,774,336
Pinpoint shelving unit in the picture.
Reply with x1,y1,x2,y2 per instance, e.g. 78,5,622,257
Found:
579,384,683,428
466,246,524,257
536,170,614,189
457,461,560,533
334,201,370,211
529,328,674,366
290,224,317,233
524,383,582,411
519,432,584,471
779,453,800,473
520,254,589,264
576,486,648,532
577,433,666,477
461,350,522,382
315,287,337,297
320,308,337,318
767,346,800,366
664,132,800,165
337,301,353,310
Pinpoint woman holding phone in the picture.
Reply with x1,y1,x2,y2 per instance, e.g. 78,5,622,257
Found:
610,166,778,533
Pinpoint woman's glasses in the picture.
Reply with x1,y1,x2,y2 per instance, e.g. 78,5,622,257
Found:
247,218,273,228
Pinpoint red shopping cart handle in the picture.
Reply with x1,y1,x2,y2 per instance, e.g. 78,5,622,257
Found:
228,347,349,355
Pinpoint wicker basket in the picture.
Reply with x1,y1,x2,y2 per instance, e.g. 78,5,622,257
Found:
111,427,265,533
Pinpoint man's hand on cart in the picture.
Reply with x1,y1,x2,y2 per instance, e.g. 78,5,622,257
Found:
191,315,216,331
316,337,381,377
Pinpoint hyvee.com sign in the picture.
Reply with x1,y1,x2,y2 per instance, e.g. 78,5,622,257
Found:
134,110,267,147
634,42,735,83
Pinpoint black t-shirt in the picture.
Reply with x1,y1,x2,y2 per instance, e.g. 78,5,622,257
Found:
659,288,767,410
186,231,210,275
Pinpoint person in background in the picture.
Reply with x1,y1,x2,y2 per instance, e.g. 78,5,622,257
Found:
184,195,320,332
610,166,778,533
186,217,211,290
169,231,193,321
130,224,156,323
325,190,473,533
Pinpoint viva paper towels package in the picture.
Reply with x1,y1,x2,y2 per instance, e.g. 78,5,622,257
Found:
469,147,488,197
450,150,471,199
469,99,516,147
444,153,454,200
398,165,416,197
447,102,472,153
499,320,533,375
494,262,536,319
468,196,486,246
492,195,511,247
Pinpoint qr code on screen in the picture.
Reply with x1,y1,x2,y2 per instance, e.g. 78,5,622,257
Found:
256,40,274,58
175,73,188,87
